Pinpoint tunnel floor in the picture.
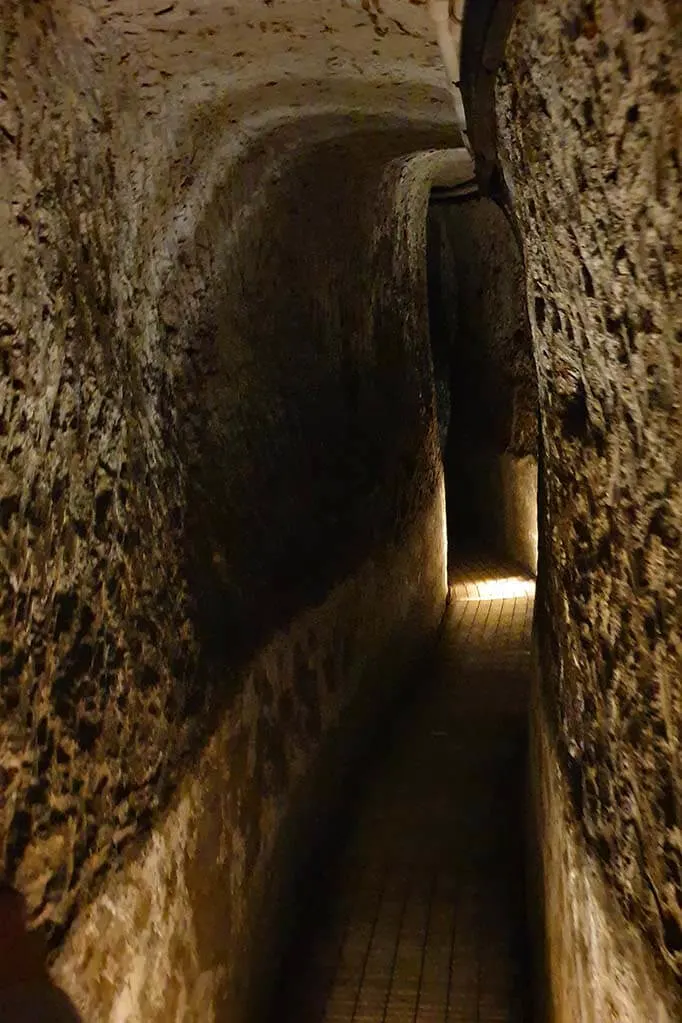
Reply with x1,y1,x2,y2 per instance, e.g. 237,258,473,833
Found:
272,558,534,1023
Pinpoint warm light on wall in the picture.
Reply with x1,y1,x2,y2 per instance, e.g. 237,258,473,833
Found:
451,576,536,601
440,474,449,596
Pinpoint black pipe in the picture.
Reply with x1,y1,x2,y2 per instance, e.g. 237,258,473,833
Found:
429,181,479,204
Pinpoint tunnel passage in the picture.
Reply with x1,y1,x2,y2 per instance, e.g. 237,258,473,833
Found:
1,0,681,1021
427,191,538,574
1,2,474,1018
268,557,535,1023
461,0,682,1018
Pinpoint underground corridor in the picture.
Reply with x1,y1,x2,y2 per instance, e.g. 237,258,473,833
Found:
260,183,540,1023
1,2,681,1022
267,557,536,1023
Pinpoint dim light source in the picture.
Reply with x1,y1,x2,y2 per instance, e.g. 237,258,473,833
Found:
451,576,535,601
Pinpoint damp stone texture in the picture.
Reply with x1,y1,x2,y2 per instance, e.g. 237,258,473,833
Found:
496,0,682,1017
0,1,463,1017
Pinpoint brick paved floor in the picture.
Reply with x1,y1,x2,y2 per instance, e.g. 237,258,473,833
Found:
272,558,534,1023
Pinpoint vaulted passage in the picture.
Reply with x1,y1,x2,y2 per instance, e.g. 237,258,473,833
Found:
0,2,680,1022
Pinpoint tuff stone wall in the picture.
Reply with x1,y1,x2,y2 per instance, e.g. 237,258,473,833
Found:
427,196,538,568
52,488,447,1023
529,665,681,1023
1,2,144,951
1,1,459,1010
496,0,682,1013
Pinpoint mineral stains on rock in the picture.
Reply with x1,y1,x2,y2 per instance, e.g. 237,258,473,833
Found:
496,0,682,987
1,0,457,978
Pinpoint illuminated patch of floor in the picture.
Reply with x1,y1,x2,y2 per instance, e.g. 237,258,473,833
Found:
450,576,535,602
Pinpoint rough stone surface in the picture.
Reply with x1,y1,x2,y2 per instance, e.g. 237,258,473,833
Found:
530,667,682,1023
53,489,447,1023
429,197,537,459
496,0,682,992
0,0,458,978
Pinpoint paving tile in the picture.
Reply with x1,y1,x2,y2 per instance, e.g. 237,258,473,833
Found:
275,558,534,1023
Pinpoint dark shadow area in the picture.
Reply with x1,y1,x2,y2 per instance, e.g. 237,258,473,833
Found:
171,118,457,673
252,620,447,1023
263,561,534,1023
264,645,443,1021
426,193,538,572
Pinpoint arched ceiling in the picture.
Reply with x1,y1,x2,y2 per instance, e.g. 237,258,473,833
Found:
64,0,471,334
91,0,453,120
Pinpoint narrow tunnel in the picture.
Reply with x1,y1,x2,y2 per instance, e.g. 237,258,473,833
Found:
261,180,540,1023
427,187,538,572
0,2,680,1022
267,554,536,1023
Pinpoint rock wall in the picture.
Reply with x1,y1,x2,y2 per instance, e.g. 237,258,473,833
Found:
1,2,144,950
427,196,538,568
1,2,460,1012
500,453,538,576
529,663,681,1023
496,0,682,1013
52,487,447,1023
